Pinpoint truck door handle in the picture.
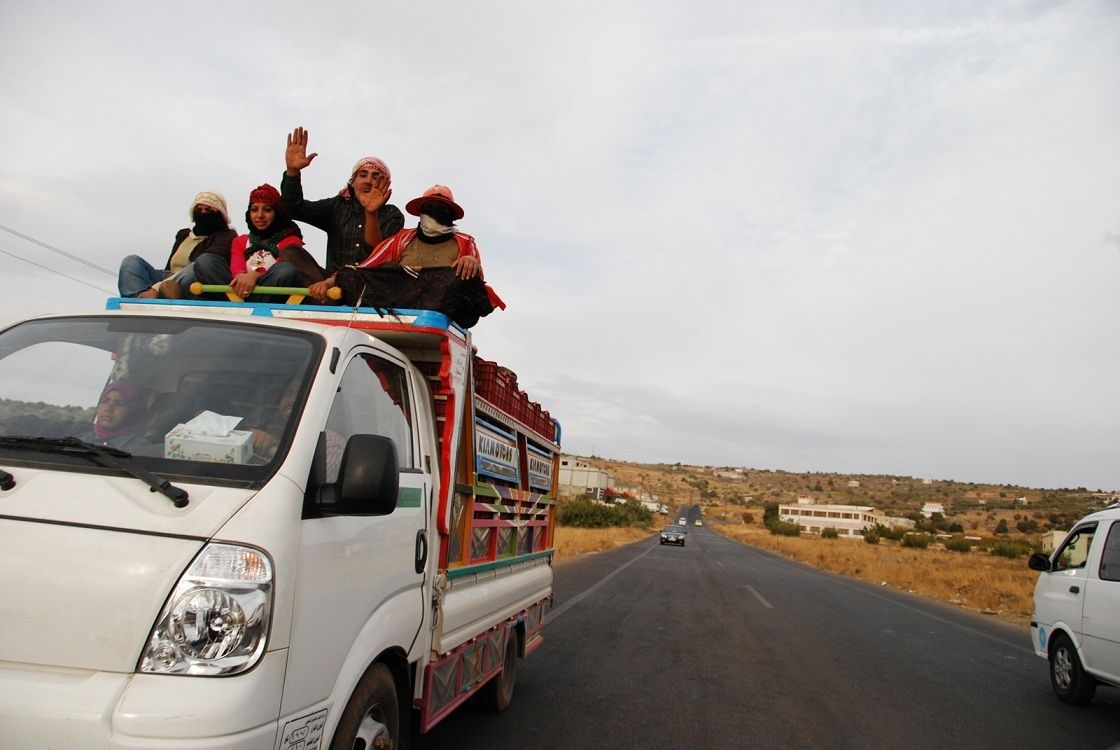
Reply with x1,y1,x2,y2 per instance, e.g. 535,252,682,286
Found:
1069,585,1080,594
415,530,428,574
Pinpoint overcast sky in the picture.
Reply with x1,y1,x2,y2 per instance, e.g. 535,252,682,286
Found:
2,1,1118,490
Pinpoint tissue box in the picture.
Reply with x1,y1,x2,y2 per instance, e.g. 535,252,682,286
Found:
164,425,254,463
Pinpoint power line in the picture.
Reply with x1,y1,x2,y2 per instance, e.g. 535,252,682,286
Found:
0,246,115,294
0,223,116,277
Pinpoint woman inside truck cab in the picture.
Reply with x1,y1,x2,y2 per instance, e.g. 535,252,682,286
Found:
79,379,157,453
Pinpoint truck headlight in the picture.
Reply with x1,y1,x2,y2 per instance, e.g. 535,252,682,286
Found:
140,543,273,676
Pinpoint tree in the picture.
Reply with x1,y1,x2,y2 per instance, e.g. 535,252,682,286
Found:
995,519,1009,535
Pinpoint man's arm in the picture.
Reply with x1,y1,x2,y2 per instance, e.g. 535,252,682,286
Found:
281,127,335,230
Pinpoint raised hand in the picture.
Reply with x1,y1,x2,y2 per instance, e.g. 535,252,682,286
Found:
355,172,392,214
285,127,318,175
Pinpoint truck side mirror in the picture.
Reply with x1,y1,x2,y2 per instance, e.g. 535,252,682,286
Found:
313,434,400,517
1028,552,1052,572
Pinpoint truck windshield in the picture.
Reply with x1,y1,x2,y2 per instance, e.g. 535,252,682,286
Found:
0,315,322,486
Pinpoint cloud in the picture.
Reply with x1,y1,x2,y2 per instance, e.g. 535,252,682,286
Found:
2,1,1119,489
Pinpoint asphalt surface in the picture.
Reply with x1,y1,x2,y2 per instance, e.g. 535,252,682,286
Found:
416,517,1120,749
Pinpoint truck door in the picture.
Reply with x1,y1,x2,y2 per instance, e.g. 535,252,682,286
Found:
281,350,431,714
1036,524,1095,653
1081,520,1120,684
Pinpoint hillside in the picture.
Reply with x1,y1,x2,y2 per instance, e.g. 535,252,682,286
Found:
574,456,1114,538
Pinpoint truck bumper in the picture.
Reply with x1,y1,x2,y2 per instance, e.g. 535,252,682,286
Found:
0,650,290,749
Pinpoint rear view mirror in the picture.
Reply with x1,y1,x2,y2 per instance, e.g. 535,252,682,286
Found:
1028,552,1052,572
311,434,399,517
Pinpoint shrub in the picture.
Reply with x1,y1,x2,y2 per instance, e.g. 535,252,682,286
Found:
944,537,972,553
902,533,932,549
821,527,840,539
558,499,653,528
879,525,907,541
768,520,802,537
863,531,881,545
995,519,1009,535
742,512,755,524
988,539,1032,559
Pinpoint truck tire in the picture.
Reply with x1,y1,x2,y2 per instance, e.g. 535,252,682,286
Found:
330,663,401,750
477,630,519,713
1049,633,1096,705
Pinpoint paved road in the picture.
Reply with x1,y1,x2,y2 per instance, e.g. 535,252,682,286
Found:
416,522,1120,749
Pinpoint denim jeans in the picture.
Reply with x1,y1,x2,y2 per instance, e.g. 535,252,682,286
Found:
117,255,167,297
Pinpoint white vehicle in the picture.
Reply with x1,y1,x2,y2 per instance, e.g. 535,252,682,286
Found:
1028,503,1120,705
0,298,561,748
678,516,688,525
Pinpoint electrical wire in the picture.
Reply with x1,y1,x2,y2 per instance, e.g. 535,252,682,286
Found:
0,246,115,294
0,222,117,294
0,223,116,277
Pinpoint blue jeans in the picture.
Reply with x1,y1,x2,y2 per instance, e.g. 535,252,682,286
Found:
193,254,300,301
117,255,167,297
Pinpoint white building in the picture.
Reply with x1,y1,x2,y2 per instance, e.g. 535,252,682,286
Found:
779,503,885,538
557,456,612,500
921,502,946,518
1041,529,1068,553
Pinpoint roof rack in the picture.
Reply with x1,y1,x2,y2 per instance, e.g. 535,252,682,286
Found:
106,296,464,333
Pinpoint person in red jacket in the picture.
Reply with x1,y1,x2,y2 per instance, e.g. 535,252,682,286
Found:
193,184,326,300
307,185,484,303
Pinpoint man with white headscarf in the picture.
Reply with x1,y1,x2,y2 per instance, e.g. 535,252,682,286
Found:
281,126,404,274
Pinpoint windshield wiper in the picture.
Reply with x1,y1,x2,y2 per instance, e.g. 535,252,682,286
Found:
0,436,189,508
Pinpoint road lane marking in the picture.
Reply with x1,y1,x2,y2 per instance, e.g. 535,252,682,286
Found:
746,584,773,608
548,545,657,623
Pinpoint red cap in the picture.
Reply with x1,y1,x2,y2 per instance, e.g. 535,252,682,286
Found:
405,184,464,220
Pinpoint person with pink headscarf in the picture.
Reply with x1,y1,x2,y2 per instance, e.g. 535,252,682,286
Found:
79,380,156,452
280,127,404,274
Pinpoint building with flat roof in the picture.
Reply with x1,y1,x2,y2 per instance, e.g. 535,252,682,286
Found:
779,503,885,538
557,455,612,500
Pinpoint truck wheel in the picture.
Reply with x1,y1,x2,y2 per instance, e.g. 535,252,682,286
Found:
477,630,519,713
330,663,400,750
1049,634,1096,705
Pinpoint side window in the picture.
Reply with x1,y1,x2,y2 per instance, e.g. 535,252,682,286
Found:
1054,524,1097,571
1099,522,1120,583
324,354,414,481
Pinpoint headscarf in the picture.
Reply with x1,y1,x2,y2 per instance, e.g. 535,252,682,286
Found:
190,190,231,226
341,157,392,199
244,183,302,256
92,379,152,440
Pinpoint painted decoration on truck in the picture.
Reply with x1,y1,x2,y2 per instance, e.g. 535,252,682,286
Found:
526,442,553,492
475,418,519,483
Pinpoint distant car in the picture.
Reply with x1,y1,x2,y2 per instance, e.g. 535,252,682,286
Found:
1028,503,1120,705
678,517,688,525
660,525,686,546
694,519,703,527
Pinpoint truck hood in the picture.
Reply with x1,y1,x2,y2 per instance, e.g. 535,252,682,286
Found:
0,468,253,672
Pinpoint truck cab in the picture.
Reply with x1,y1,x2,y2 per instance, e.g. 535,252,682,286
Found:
0,298,560,748
1029,503,1120,704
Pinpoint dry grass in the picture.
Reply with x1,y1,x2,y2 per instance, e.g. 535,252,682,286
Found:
553,525,655,561
712,522,1036,624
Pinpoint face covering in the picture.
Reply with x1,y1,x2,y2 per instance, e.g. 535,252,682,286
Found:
192,209,226,235
419,214,456,238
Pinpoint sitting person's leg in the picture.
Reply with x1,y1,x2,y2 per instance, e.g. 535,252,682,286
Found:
250,262,300,301
118,255,166,298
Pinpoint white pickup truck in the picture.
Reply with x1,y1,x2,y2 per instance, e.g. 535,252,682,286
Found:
0,297,561,748
1028,502,1120,705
